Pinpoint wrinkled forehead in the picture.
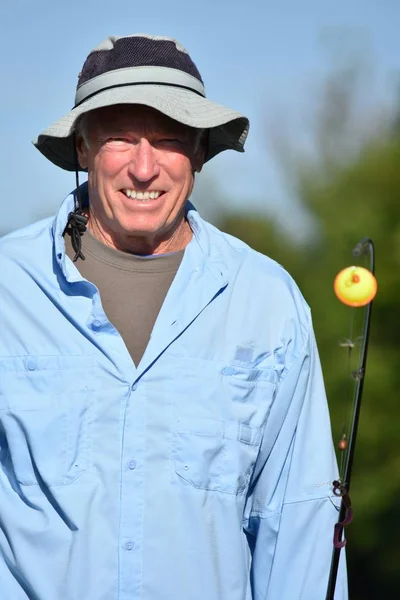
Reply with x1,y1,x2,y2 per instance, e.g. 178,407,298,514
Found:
83,104,194,137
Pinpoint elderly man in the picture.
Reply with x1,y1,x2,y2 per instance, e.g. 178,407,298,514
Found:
0,35,347,599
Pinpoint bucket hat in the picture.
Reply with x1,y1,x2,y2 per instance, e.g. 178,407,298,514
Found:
33,34,250,171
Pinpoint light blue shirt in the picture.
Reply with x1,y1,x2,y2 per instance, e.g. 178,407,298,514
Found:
0,187,347,599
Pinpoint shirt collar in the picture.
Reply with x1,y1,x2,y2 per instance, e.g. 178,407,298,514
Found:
186,202,229,284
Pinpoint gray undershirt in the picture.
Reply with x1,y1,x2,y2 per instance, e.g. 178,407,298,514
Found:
64,230,184,367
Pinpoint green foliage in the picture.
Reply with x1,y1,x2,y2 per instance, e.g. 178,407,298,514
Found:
218,113,400,598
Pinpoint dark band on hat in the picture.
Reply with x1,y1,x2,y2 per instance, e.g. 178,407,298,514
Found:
75,66,206,107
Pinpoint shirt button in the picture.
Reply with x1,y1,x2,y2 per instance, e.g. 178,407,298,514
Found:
26,359,37,371
131,383,138,392
125,540,134,551
128,459,137,470
92,319,102,329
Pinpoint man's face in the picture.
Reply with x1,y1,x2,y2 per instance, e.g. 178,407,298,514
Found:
76,104,205,253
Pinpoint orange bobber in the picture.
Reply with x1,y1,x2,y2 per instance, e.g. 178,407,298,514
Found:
334,266,377,307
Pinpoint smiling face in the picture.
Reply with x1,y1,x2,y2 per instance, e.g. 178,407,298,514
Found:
76,104,205,254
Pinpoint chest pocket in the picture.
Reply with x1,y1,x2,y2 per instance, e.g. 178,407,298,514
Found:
173,417,262,495
171,363,275,495
0,355,95,487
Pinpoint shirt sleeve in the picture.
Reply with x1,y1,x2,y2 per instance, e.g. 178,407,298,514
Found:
243,322,348,600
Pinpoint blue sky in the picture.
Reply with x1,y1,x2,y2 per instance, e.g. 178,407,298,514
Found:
1,0,398,233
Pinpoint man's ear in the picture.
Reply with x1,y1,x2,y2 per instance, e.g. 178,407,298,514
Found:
75,134,88,170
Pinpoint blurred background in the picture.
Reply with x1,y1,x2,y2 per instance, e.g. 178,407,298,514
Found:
1,1,399,597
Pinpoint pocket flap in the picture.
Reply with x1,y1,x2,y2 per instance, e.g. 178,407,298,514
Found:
175,417,223,436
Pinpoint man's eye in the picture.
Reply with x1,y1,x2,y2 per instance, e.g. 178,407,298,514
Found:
102,138,131,149
109,138,130,143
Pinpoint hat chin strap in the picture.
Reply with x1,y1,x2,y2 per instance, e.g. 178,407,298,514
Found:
63,135,88,261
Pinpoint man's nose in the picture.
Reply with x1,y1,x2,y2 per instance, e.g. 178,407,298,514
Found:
128,138,160,182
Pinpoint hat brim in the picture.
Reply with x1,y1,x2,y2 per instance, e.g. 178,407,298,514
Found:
33,85,249,171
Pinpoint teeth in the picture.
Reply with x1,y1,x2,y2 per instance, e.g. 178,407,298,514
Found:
124,189,162,200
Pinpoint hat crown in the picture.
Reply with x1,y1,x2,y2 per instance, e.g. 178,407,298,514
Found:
78,35,203,89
